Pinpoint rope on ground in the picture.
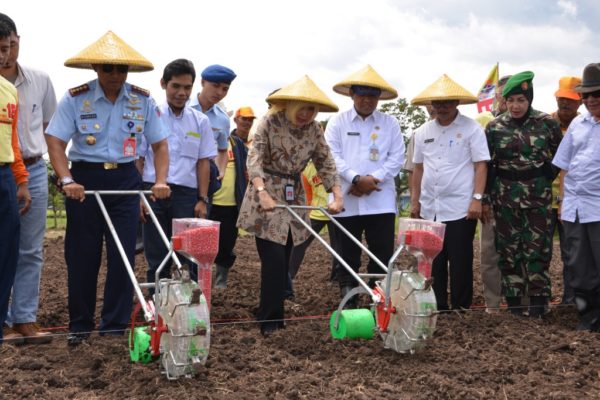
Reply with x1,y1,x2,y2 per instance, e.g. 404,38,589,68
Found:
18,300,575,343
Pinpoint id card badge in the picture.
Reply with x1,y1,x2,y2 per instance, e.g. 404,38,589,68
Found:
123,137,136,157
285,184,295,202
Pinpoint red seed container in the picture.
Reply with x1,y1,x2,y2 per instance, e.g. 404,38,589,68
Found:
172,218,221,307
397,218,445,278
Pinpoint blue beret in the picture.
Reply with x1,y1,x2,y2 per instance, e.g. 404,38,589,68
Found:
201,64,237,84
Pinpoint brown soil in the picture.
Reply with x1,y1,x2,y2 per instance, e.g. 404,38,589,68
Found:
1,233,599,400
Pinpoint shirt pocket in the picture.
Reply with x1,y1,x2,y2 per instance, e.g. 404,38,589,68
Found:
121,118,145,136
77,118,102,135
180,135,201,159
447,140,470,164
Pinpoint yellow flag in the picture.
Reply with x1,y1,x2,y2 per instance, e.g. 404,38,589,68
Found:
477,63,499,113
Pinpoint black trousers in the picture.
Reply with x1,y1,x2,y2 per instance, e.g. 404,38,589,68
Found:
255,234,293,332
563,217,600,295
334,213,396,288
431,217,477,311
66,163,141,334
209,205,239,269
288,219,341,280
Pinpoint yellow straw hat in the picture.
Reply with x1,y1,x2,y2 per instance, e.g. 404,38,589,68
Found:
266,75,338,113
333,65,398,100
411,74,478,105
64,31,153,72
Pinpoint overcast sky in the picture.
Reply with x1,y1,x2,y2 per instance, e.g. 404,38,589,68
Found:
4,0,599,124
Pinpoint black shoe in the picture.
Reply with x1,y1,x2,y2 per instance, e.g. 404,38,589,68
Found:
67,332,90,347
576,309,600,332
528,296,548,319
506,297,524,316
340,285,357,309
260,321,284,336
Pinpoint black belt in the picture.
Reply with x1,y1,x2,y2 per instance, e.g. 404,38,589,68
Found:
71,161,135,170
23,156,43,166
263,168,300,181
0,162,9,167
496,167,545,181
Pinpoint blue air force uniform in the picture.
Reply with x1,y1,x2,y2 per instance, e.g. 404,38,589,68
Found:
46,80,168,335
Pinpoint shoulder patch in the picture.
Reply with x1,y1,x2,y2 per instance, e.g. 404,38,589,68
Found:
69,84,90,97
131,85,150,97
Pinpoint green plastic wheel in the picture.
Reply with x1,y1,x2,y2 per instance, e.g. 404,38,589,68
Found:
330,309,375,340
129,326,153,364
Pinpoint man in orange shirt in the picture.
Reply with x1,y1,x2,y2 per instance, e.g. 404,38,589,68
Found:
550,76,581,305
0,20,31,344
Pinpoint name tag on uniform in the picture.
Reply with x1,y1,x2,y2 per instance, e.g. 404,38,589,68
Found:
285,184,295,202
123,137,136,157
347,131,360,136
80,113,97,120
424,138,435,144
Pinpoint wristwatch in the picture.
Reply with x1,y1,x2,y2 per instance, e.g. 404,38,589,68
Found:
352,175,361,185
472,193,483,201
60,176,75,188
198,196,210,204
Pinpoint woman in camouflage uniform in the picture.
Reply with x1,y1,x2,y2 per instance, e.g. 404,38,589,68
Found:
485,71,563,317
237,76,343,335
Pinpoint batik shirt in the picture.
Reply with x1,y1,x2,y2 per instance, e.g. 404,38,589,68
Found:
237,111,340,245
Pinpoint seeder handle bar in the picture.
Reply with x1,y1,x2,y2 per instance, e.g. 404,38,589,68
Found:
274,204,378,301
280,205,390,274
83,190,183,323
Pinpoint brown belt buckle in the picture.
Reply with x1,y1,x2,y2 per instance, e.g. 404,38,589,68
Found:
103,162,118,170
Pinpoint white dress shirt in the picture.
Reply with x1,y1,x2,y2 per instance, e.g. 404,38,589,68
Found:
139,103,217,189
552,111,600,223
325,107,404,217
413,112,490,221
14,64,57,158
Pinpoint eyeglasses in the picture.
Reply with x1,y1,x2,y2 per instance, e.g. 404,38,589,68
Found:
582,90,600,99
101,64,129,74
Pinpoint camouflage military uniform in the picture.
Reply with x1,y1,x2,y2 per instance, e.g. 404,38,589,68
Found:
485,109,563,298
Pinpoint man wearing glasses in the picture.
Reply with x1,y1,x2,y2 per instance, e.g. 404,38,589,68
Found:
45,31,170,346
553,63,600,332
411,75,490,312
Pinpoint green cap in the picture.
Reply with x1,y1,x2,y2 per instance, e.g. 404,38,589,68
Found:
502,71,534,99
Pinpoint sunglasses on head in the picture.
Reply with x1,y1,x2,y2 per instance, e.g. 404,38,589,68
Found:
101,64,129,74
582,90,600,99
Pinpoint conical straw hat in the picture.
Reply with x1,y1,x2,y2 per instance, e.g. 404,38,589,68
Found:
64,31,153,72
411,74,477,105
266,75,338,113
333,65,398,100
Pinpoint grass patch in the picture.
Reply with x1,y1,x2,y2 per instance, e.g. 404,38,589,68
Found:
46,210,66,230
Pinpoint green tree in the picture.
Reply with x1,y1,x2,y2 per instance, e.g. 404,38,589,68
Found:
46,160,65,229
378,98,428,212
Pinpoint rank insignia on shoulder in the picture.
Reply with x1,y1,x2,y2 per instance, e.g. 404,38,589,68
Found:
131,85,150,97
69,84,90,97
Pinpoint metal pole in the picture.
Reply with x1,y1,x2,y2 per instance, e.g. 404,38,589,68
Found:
274,204,376,300
87,191,152,321
139,194,182,270
282,205,389,273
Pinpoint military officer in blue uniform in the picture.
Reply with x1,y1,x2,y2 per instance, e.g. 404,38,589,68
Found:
45,31,170,346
